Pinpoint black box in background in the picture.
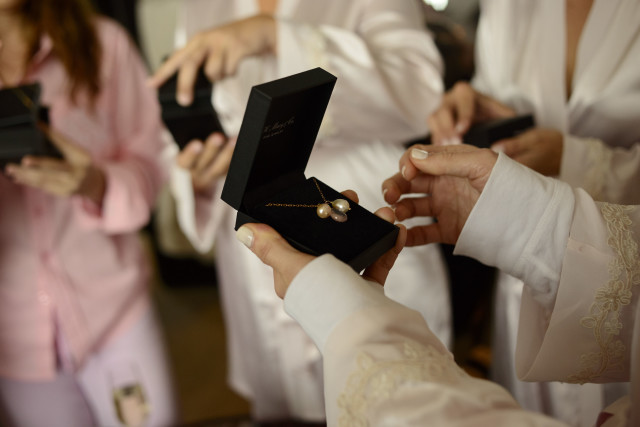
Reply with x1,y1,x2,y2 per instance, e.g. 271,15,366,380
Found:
221,68,399,272
0,83,60,165
405,114,535,149
462,115,535,148
158,68,225,148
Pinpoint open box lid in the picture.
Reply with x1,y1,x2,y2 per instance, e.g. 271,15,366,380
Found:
0,84,41,128
221,68,337,211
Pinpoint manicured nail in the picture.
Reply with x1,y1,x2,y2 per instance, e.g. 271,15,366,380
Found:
236,226,254,248
449,136,462,145
401,165,407,179
411,148,429,160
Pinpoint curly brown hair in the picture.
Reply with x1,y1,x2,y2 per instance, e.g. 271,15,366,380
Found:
22,0,101,103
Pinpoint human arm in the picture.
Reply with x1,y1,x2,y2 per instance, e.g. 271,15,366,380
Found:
4,21,169,233
236,191,565,426
385,144,640,391
76,20,170,233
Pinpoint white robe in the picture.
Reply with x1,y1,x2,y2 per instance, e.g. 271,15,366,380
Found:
471,1,640,424
169,0,450,420
285,153,639,426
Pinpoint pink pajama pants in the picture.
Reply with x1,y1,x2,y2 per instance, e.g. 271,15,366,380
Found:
0,307,180,427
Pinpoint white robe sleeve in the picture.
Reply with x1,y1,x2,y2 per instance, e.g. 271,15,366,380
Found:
455,155,640,426
283,154,639,425
455,153,575,309
284,255,565,426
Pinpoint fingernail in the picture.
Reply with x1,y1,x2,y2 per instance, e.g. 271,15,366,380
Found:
455,121,467,133
177,93,191,106
401,165,407,179
188,140,204,153
382,187,388,198
491,143,504,153
208,134,225,147
236,226,254,248
449,136,462,145
411,148,429,160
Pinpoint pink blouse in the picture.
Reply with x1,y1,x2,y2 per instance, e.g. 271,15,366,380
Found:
0,18,169,380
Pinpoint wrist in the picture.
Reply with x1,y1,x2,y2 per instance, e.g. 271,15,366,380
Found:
79,165,106,206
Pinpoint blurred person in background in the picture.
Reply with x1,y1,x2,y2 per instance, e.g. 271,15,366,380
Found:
0,0,179,425
150,0,449,424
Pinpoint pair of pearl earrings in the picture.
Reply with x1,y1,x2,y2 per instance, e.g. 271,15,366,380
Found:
265,178,351,222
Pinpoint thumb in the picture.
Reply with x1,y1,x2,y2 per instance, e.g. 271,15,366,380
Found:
39,124,89,165
236,223,315,298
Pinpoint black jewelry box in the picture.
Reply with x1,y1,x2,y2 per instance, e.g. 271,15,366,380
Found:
158,67,225,148
0,83,60,165
221,68,399,272
406,114,535,149
462,114,534,148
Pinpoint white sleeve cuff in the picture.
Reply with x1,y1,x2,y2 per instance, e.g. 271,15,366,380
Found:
284,254,387,352
455,153,575,306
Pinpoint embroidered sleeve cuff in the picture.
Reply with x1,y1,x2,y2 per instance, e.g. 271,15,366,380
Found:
284,254,387,352
455,153,574,305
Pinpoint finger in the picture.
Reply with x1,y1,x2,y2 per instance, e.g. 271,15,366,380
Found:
393,196,434,222
406,145,495,182
339,189,359,205
477,92,517,120
427,107,458,145
39,125,88,165
449,81,476,134
176,57,204,106
196,138,236,185
203,45,225,81
492,132,534,158
193,133,226,173
176,140,205,170
236,223,315,298
6,164,68,191
147,47,190,88
382,172,412,205
405,223,448,247
223,40,245,78
374,206,395,224
20,155,68,171
362,223,406,286
382,170,435,205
